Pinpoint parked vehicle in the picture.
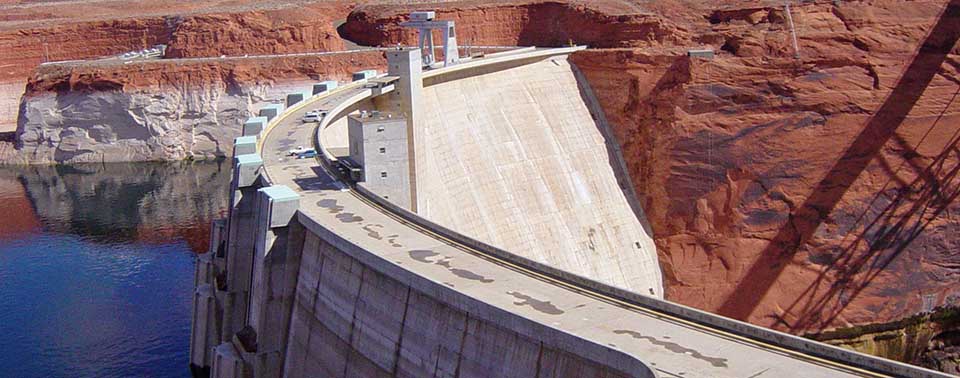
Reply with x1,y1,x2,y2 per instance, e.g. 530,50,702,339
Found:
119,51,141,60
142,45,167,58
118,45,166,61
296,150,318,159
288,146,314,156
302,110,327,123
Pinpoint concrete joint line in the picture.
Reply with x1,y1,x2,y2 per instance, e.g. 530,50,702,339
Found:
452,311,470,378
341,265,366,378
390,286,413,375
533,341,545,378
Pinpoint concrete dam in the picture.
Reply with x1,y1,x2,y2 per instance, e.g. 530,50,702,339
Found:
188,36,954,378
414,56,662,296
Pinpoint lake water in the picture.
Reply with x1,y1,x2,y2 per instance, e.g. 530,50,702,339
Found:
0,161,231,378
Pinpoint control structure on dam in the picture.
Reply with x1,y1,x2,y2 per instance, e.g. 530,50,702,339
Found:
188,15,954,378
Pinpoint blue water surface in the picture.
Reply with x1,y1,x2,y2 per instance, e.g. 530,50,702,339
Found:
0,162,230,378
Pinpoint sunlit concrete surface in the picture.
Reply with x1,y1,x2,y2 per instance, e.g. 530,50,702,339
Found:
192,47,948,378
255,68,884,378
415,56,663,297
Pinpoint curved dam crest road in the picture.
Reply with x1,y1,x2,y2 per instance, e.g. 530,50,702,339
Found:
257,51,913,378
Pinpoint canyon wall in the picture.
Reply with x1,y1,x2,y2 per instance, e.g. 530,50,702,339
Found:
339,1,690,49
12,52,385,164
568,0,960,332
567,0,960,371
809,309,960,374
341,0,960,371
0,17,171,132
0,1,353,133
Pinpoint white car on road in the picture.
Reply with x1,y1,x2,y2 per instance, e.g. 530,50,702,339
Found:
287,146,314,156
302,110,328,123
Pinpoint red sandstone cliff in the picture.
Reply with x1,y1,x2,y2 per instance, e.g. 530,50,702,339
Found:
163,4,353,58
570,0,960,335
23,52,386,96
0,0,356,132
339,1,690,49
12,51,386,164
0,1,354,81
340,1,960,367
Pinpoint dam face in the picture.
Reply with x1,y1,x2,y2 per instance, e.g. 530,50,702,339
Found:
414,56,663,297
189,46,950,378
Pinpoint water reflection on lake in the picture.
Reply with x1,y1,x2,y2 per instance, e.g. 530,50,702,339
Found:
0,161,231,378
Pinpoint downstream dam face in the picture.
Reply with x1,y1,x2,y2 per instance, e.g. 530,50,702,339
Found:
414,56,663,296
188,47,944,378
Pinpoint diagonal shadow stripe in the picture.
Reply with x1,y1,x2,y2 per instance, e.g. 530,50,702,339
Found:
717,0,960,322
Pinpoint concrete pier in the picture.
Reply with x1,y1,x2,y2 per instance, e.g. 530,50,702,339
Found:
247,185,301,376
189,283,217,374
221,153,263,343
194,249,213,287
211,342,246,378
386,48,422,211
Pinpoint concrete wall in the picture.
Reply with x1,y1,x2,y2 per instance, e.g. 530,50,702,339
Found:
192,47,956,378
386,48,423,212
191,108,654,378
194,179,655,378
281,217,649,378
414,55,663,297
348,114,412,210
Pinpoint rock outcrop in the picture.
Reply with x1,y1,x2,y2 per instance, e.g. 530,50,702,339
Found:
809,307,960,373
0,0,355,132
339,1,690,49
12,52,386,164
570,0,960,333
163,4,352,58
